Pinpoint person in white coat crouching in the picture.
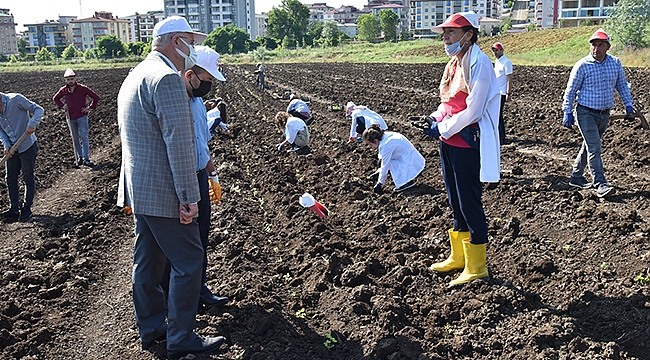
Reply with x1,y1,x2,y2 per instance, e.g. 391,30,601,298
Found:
362,124,425,194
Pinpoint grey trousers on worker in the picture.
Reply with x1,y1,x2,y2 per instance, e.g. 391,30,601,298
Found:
571,105,609,186
132,214,204,351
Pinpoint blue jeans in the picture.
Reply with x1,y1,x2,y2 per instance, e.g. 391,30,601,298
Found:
67,115,90,161
571,105,609,186
6,142,38,212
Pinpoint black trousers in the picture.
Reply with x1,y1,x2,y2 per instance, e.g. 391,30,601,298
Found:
6,142,38,211
440,142,488,244
196,168,211,285
498,95,506,142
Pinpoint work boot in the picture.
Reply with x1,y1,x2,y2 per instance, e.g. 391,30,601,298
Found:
199,285,229,308
18,208,33,222
430,229,467,273
167,335,225,359
449,239,489,286
0,208,20,221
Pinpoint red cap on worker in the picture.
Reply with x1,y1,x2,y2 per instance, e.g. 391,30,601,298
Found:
589,28,610,43
432,11,479,34
492,42,503,51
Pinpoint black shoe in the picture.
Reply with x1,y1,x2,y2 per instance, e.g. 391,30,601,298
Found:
74,159,82,167
167,335,225,359
82,159,95,167
199,286,229,308
0,208,20,221
394,180,416,192
367,170,380,182
141,331,166,351
568,177,592,189
18,209,32,222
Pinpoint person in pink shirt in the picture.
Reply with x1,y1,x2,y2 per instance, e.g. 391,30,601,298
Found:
53,68,100,167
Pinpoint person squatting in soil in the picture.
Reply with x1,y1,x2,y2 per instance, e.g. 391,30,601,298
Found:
362,124,425,194
275,111,310,152
562,28,635,198
286,94,312,122
491,42,513,144
52,68,101,167
0,92,43,223
422,11,501,286
116,16,225,359
346,101,388,143
179,45,230,308
205,97,230,137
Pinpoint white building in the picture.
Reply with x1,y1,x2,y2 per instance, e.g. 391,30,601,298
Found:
122,11,165,43
558,0,613,27
255,12,268,39
164,0,257,39
535,0,558,28
0,8,18,56
70,11,130,51
369,3,409,35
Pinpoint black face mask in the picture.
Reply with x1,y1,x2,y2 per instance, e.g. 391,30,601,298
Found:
191,73,212,98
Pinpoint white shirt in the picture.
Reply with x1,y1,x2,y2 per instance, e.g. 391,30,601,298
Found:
349,108,388,138
494,54,513,95
286,99,311,115
285,117,307,143
377,131,426,188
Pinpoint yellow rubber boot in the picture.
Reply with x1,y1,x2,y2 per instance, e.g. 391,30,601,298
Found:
430,229,468,273
449,239,489,286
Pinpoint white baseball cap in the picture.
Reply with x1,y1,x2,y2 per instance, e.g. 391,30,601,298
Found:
153,16,207,44
194,46,226,82
64,68,76,77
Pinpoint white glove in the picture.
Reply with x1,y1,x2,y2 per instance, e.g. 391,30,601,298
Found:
218,122,229,130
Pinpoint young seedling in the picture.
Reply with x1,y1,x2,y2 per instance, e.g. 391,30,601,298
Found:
323,332,338,349
295,308,306,318
633,272,650,285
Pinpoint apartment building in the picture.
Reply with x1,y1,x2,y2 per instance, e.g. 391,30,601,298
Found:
256,12,268,38
70,11,131,50
410,0,503,35
23,16,76,55
558,0,613,26
164,0,257,39
122,11,165,43
535,0,559,28
0,8,18,57
369,3,410,34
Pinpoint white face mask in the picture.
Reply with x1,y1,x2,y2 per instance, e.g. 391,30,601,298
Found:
444,33,468,57
175,37,197,70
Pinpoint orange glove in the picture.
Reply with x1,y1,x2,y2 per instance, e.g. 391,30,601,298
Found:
208,172,222,204
122,206,133,215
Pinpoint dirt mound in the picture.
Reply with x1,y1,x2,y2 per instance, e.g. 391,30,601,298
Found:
1,63,649,359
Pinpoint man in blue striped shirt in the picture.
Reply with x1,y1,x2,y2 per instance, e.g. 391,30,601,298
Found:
562,28,635,198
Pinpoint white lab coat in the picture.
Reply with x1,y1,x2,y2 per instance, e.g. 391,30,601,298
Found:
432,43,501,182
349,108,388,138
377,131,426,188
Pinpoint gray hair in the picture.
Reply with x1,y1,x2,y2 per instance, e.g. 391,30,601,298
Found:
152,33,176,48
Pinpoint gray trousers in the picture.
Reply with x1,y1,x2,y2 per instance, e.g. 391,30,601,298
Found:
294,128,310,147
132,214,204,351
571,105,609,186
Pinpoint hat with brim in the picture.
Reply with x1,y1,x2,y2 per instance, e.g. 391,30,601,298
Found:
64,68,76,77
194,45,226,81
432,11,479,34
492,42,503,51
153,16,207,44
589,28,610,43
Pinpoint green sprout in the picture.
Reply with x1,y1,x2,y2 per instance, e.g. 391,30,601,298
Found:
633,272,650,285
600,262,609,270
323,332,338,349
295,308,306,318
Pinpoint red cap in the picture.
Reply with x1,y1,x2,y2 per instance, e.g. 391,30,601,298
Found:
492,42,503,50
432,11,479,34
589,28,610,43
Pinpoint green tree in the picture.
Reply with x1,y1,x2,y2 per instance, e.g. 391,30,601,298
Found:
604,0,650,48
305,21,324,46
17,38,27,57
357,14,379,41
35,47,55,61
266,0,309,47
126,41,148,56
256,36,279,50
96,35,127,58
500,17,513,33
282,34,297,49
379,9,399,42
61,44,81,59
204,24,251,54
319,21,341,47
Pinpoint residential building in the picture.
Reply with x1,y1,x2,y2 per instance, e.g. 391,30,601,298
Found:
164,0,257,39
558,0,613,27
70,11,131,51
0,8,18,57
123,11,165,43
338,22,358,38
324,6,368,24
308,3,334,23
410,0,475,36
535,0,558,28
369,3,409,35
23,16,76,55
255,12,268,38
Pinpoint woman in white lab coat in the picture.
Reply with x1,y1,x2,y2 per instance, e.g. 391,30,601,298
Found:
363,124,425,193
346,102,388,142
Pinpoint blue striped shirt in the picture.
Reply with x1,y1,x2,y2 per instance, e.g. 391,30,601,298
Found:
0,93,43,153
190,97,211,171
562,54,633,114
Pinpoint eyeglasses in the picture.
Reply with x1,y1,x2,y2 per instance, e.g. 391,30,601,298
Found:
178,35,196,46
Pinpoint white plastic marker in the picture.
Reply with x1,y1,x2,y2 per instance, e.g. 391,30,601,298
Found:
299,193,329,219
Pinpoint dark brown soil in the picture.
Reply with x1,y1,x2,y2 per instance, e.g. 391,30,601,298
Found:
1,62,649,360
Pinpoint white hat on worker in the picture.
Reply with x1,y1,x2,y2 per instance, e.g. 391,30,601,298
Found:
153,16,207,44
64,68,76,77
194,46,226,81
432,11,480,34
345,101,356,115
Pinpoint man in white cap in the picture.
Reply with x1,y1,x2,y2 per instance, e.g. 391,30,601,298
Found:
425,11,500,287
178,45,229,309
562,28,635,198
491,42,512,144
116,16,225,359
52,68,100,167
